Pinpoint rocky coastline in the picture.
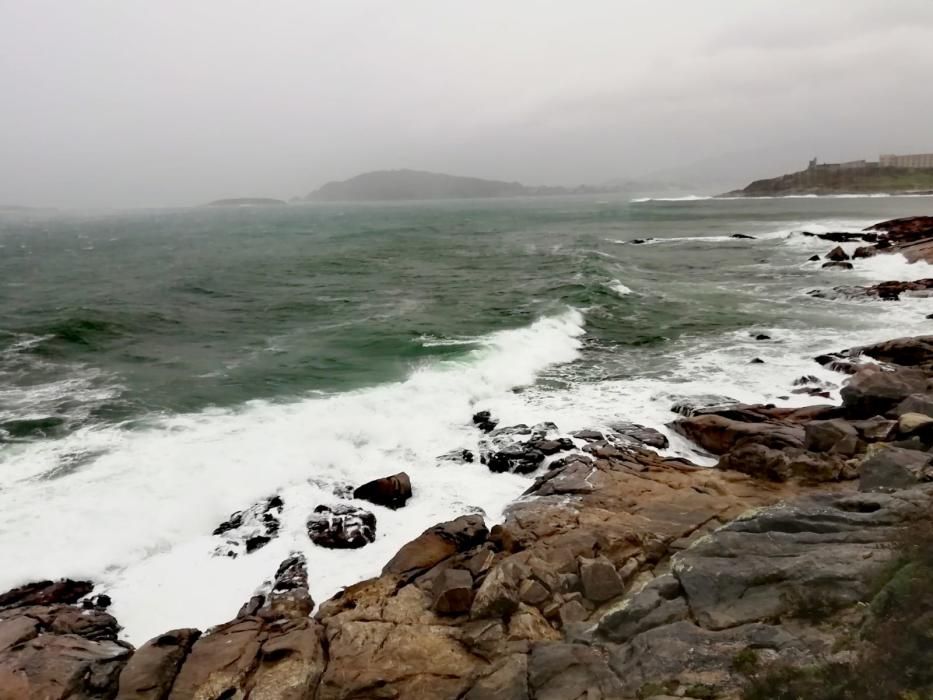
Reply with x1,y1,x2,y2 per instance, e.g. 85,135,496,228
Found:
2,218,933,700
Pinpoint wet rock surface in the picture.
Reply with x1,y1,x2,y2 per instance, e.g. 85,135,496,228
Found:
212,494,284,557
353,471,412,509
307,504,377,549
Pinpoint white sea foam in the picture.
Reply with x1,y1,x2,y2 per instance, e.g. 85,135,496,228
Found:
851,253,933,282
606,280,633,296
0,309,585,644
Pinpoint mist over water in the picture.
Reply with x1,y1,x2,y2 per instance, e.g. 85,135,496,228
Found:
1,194,932,643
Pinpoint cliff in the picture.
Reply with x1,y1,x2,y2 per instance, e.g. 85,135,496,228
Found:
723,165,933,196
305,170,604,202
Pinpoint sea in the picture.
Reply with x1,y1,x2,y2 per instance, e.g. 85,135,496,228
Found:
1,194,932,644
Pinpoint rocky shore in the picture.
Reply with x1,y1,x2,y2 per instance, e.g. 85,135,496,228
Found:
2,219,933,700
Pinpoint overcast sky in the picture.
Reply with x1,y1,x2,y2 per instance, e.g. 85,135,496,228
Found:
2,1,933,207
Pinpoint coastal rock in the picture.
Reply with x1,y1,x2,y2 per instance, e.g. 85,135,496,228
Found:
804,418,859,455
486,445,547,474
432,568,474,615
607,421,669,449
0,634,132,700
859,446,933,491
731,233,756,239
671,414,804,455
716,440,850,483
353,471,412,510
840,365,930,417
463,654,529,700
383,515,488,577
212,495,283,557
472,410,499,433
858,334,933,370
116,629,200,700
894,393,933,418
579,556,624,602
307,504,376,550
0,579,93,610
898,411,933,437
822,261,853,270
826,245,850,261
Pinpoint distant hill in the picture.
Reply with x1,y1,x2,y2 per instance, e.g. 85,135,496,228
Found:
723,165,933,197
304,169,609,202
206,198,286,207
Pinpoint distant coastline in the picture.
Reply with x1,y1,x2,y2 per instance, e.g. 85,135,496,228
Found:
303,169,614,202
723,154,933,197
205,197,286,207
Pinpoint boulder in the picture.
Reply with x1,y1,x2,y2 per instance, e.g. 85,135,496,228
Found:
471,562,523,619
432,568,474,615
472,410,499,434
353,471,412,509
528,643,625,700
804,418,859,455
212,495,283,557
486,445,546,474
822,261,853,270
716,440,849,483
859,446,933,492
808,254,821,261
898,412,933,437
857,335,933,368
840,365,929,418
383,515,488,577
579,556,624,603
116,629,200,700
893,393,933,418
826,245,850,261
851,416,898,442
306,504,376,549
0,634,131,700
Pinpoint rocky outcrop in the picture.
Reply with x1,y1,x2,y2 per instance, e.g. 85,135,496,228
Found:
306,504,376,549
352,472,412,509
212,495,284,557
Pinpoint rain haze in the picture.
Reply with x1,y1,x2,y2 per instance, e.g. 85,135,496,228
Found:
2,0,933,208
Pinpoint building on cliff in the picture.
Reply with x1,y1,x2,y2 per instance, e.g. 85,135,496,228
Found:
880,152,933,169
807,157,872,171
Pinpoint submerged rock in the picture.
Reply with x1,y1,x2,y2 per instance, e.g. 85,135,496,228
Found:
822,261,853,270
307,504,376,549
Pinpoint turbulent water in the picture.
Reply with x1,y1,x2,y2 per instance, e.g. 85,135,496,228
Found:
1,195,932,643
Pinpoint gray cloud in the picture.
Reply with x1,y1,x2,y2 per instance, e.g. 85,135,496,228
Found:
1,1,931,207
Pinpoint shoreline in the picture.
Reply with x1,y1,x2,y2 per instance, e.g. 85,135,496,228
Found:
1,216,932,699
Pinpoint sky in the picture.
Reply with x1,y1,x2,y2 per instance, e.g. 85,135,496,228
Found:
2,1,933,208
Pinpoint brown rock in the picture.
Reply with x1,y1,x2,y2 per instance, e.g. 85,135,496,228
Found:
0,634,131,700
117,629,200,700
471,562,522,619
383,515,488,577
0,579,93,610
507,604,559,642
671,414,804,455
519,579,550,606
353,471,412,509
464,654,529,700
432,568,474,615
578,556,624,602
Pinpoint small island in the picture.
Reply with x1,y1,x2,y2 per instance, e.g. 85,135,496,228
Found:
205,197,287,207
304,169,608,202
724,152,933,196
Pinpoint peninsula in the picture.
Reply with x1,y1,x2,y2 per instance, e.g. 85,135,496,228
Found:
724,152,933,196
205,197,287,207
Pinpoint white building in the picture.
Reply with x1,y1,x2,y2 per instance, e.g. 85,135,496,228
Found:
879,153,933,169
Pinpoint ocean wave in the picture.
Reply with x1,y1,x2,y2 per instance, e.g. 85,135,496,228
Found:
605,280,634,297
0,308,586,644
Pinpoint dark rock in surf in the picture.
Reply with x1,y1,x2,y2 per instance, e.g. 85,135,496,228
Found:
826,246,850,261
212,495,284,558
731,233,755,239
822,261,853,270
808,254,821,261
753,334,771,341
631,238,653,244
0,579,94,610
487,446,546,474
472,410,499,434
750,357,765,364
353,472,412,509
307,504,376,549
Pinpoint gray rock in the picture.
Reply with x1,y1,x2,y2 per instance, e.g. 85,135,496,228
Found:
859,446,933,492
528,643,625,700
893,393,933,418
471,562,522,619
597,574,688,643
841,365,929,418
519,579,550,606
579,556,624,602
804,419,858,455
306,504,376,549
851,416,897,442
607,422,670,449
464,654,529,700
558,600,588,626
